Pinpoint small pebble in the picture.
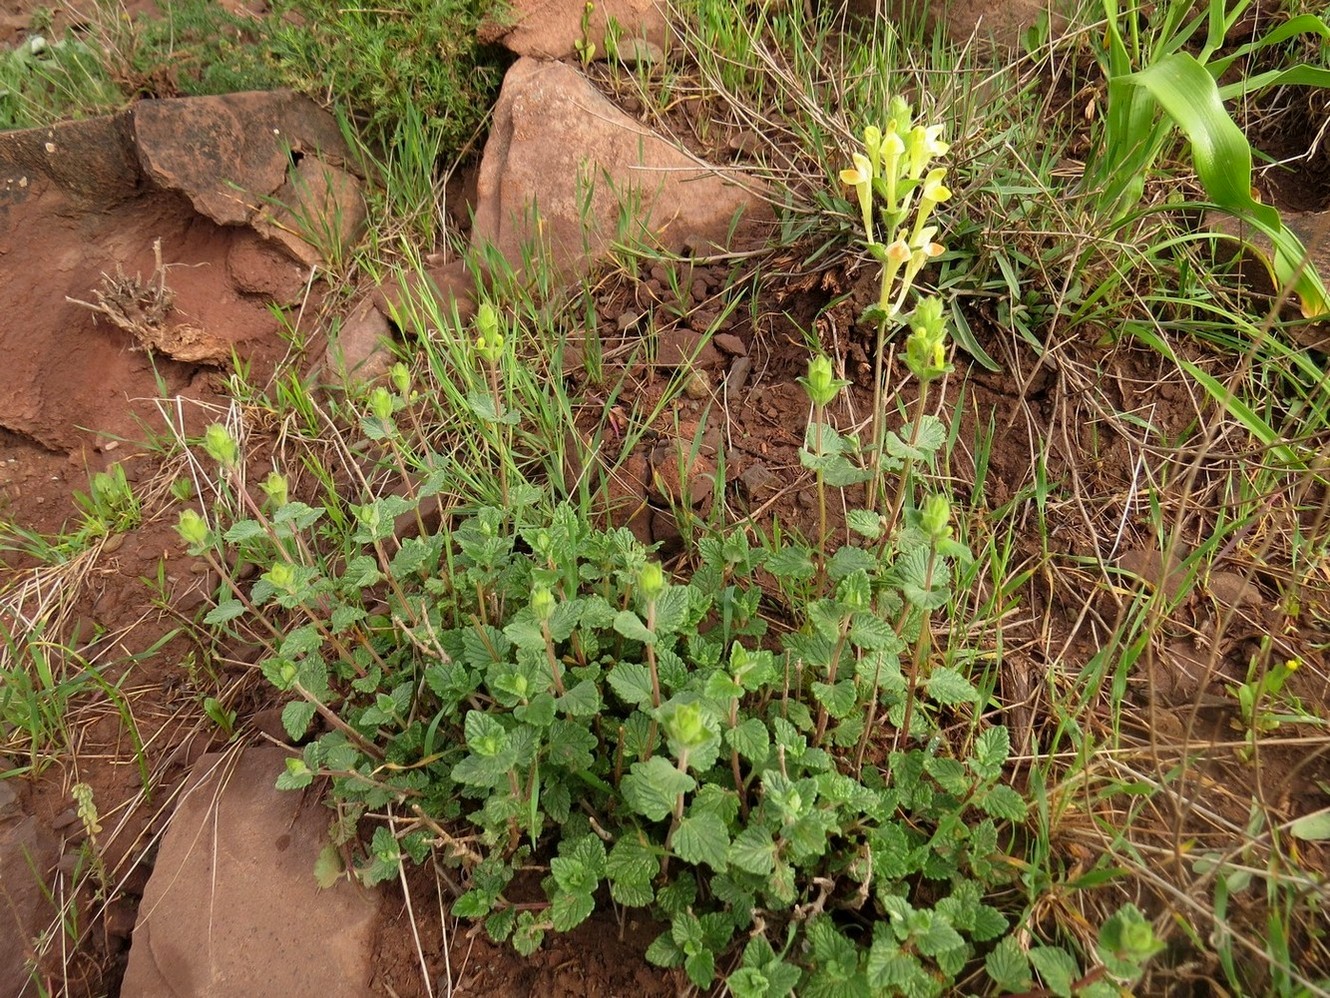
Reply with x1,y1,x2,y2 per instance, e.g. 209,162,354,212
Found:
727,356,752,394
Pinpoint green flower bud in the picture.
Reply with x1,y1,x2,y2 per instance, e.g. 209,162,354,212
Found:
887,96,912,136
277,661,299,690
530,584,556,622
202,424,239,470
369,386,395,423
661,701,711,753
261,471,289,508
639,561,666,600
390,362,411,396
475,303,504,365
920,493,952,542
265,562,297,592
798,355,845,407
176,508,210,548
905,297,951,382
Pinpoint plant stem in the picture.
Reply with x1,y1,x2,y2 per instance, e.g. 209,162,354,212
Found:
880,379,931,547
896,545,939,747
729,697,748,820
660,747,691,876
486,359,510,509
540,620,566,696
814,400,828,568
812,621,851,746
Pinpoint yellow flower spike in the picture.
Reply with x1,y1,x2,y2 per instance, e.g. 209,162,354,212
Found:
840,151,875,244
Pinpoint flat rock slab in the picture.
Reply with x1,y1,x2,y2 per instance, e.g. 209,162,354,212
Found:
0,90,363,451
122,745,379,998
472,57,771,281
481,0,669,60
0,784,58,994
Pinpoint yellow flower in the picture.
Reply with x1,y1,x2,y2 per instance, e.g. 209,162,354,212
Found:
840,152,875,244
921,167,951,204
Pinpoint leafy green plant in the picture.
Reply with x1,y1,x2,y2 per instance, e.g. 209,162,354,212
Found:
266,0,505,151
574,1,597,66
73,463,140,537
178,350,1157,995
1090,0,1330,316
1227,647,1326,758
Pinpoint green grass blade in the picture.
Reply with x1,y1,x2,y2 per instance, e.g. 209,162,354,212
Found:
1127,53,1329,317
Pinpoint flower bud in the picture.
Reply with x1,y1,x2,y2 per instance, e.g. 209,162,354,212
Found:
905,297,951,382
799,355,844,407
176,508,210,548
371,388,396,426
661,701,711,752
202,424,239,470
475,304,504,365
920,493,952,542
261,471,289,508
638,561,666,601
390,362,411,396
530,584,556,622
265,562,297,592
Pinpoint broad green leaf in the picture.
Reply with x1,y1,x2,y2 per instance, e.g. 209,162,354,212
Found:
222,519,265,543
972,725,1011,780
607,833,657,887
452,889,493,918
281,700,316,740
977,784,1028,822
203,599,246,625
765,544,816,581
606,661,655,706
811,680,859,720
613,609,655,644
1029,946,1079,998
985,936,1031,992
672,812,729,871
725,716,770,765
653,585,691,634
275,756,313,790
728,824,776,875
389,538,432,576
329,604,366,633
549,889,594,931
622,756,694,821
926,666,979,706
1289,810,1330,841
279,624,323,659
485,907,515,942
685,950,716,989
845,509,884,539
557,678,601,717
464,711,508,756
313,842,343,889
645,930,685,967
547,718,597,772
